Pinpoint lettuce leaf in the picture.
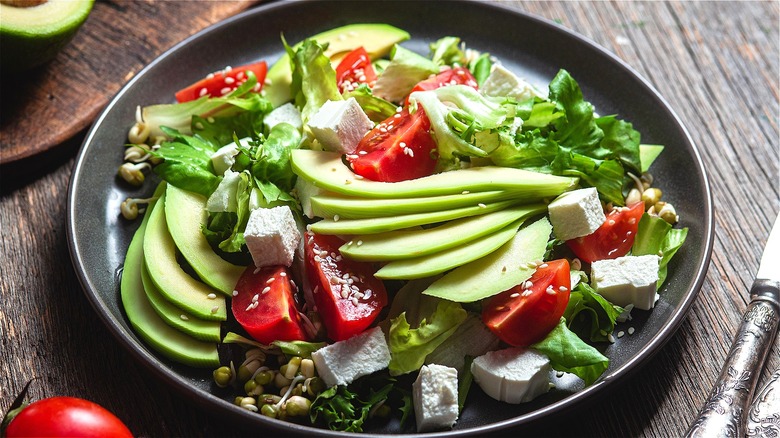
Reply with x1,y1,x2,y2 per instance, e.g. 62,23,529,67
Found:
387,299,467,376
343,84,399,123
563,283,624,343
633,214,688,286
310,383,393,432
531,318,609,386
150,128,220,196
285,38,342,123
372,44,438,103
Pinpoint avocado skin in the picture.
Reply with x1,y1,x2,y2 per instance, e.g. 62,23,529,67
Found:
0,0,94,72
120,183,220,368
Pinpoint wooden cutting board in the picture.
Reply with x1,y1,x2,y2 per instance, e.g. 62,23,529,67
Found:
0,0,261,164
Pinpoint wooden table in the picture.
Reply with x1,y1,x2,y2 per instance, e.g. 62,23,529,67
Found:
1,1,778,436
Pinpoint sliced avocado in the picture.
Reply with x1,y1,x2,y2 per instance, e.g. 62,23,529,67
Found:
0,0,94,72
340,203,546,261
376,217,530,280
639,144,664,173
264,23,410,107
311,190,517,219
291,150,579,199
423,217,552,302
143,191,227,321
310,199,517,235
120,184,220,368
164,184,245,295
140,262,222,342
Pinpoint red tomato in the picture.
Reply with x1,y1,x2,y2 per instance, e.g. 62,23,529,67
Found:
335,46,377,93
232,265,310,344
304,232,388,341
406,66,478,104
174,61,267,102
5,397,132,438
482,259,571,347
347,108,437,182
566,202,645,263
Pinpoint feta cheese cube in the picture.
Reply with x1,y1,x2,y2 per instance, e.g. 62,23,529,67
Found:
307,98,374,154
264,103,303,131
548,187,605,241
210,138,248,176
413,364,459,432
244,206,301,268
591,254,660,310
481,65,545,101
471,347,551,404
206,170,241,212
311,327,391,387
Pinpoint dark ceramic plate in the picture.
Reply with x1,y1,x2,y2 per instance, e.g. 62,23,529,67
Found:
67,0,713,435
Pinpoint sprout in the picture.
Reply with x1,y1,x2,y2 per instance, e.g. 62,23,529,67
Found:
119,196,157,220
117,162,151,186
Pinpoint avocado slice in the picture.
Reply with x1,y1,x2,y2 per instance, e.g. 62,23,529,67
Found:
143,191,227,321
291,150,579,199
311,190,518,219
120,184,220,368
164,184,245,296
340,203,546,261
264,23,410,107
310,199,517,235
423,217,552,302
1,0,94,72
140,262,222,342
375,217,530,280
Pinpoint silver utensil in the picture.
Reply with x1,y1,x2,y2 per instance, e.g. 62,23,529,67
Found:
686,213,780,437
747,368,780,436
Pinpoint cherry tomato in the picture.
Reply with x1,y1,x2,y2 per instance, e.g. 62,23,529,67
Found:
174,61,267,102
335,46,377,93
566,202,645,263
482,259,571,347
5,397,132,438
406,66,478,104
232,265,310,344
347,107,437,182
304,232,388,341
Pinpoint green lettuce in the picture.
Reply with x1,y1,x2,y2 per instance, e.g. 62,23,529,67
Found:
632,214,688,286
150,127,220,196
430,36,467,67
531,318,609,386
387,299,467,376
310,383,393,432
285,38,342,123
563,283,624,343
343,84,399,123
372,44,438,103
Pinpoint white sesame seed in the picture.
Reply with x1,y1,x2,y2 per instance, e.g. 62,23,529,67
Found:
357,240,363,246
180,314,189,321
546,286,556,295
333,215,340,222
510,292,520,298
198,88,208,97
462,190,470,195
206,73,215,79
237,72,245,80
628,327,635,335
617,331,625,338
211,306,219,314
220,87,232,95
608,219,616,226
478,203,487,208
266,277,275,284
559,286,568,292
522,290,532,297
232,290,239,296
351,297,359,306
341,288,349,299
262,286,271,295
539,263,549,269
252,294,259,303
399,142,406,147
608,333,615,343
224,77,235,84
207,293,217,299
329,276,339,285
280,272,287,277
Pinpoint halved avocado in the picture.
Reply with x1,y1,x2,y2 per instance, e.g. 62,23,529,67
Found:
120,184,219,368
0,0,94,72
140,262,222,342
143,191,227,321
164,184,245,296
264,23,410,107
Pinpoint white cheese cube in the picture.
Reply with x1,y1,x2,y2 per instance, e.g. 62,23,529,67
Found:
471,347,551,404
425,314,500,374
264,103,303,131
210,138,248,176
206,170,241,213
548,187,605,241
311,327,391,387
244,206,301,268
307,98,373,154
591,255,660,310
481,65,545,101
413,364,459,432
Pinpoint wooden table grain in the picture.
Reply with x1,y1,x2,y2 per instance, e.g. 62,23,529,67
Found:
1,1,778,436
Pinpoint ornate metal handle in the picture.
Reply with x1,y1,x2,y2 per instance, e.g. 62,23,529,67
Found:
686,279,780,438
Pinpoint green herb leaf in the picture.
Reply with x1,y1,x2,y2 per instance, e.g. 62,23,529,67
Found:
531,318,609,386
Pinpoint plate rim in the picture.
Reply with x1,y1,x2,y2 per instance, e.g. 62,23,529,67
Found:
66,0,714,435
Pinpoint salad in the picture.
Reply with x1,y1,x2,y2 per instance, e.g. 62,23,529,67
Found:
116,24,688,433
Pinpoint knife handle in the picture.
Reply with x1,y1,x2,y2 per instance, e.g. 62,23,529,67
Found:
686,279,780,438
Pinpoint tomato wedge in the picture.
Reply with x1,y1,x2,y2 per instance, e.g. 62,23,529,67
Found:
406,66,478,104
304,232,388,341
335,46,377,93
174,61,267,103
232,265,310,344
566,202,645,263
347,108,437,182
482,259,571,347
5,396,133,438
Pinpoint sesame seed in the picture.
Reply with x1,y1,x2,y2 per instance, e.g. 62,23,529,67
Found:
252,294,259,302
356,240,363,246
198,88,208,97
462,190,470,195
224,77,235,84
510,292,520,298
628,327,635,335
211,306,219,314
207,293,217,299
546,286,556,295
478,203,487,208
524,281,534,289
232,290,239,296
206,73,215,79
399,142,406,147
522,290,532,297
180,314,189,321
351,297,359,306
608,219,616,226
280,272,287,277
220,87,232,95
341,288,349,299
559,286,568,292
266,277,275,284
617,331,625,338
262,286,271,295
329,276,339,285
628,217,637,224
608,333,615,343
333,215,340,222
237,71,245,80
539,263,548,268
290,280,296,289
